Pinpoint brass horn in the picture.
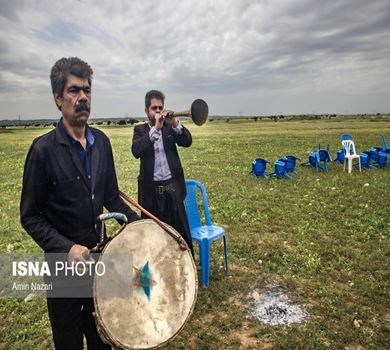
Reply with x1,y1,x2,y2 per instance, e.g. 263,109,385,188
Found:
171,99,208,126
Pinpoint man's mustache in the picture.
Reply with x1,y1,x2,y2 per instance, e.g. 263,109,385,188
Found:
75,102,90,113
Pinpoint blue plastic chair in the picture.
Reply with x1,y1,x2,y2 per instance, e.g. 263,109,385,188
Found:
334,149,345,164
379,134,390,154
340,133,353,141
301,151,320,172
302,145,331,173
359,150,384,169
369,147,381,162
318,145,332,172
366,149,389,168
377,151,389,167
380,134,389,151
270,159,292,179
250,158,269,179
360,152,371,168
367,148,389,168
283,155,300,175
184,179,228,288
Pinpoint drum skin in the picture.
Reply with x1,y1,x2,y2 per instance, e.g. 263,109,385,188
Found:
93,219,198,350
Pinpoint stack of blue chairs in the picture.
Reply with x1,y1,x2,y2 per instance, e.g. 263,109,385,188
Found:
360,134,389,169
373,134,390,167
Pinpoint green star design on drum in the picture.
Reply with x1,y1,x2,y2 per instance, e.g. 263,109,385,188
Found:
133,261,157,300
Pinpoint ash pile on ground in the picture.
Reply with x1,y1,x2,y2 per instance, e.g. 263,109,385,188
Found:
248,285,308,325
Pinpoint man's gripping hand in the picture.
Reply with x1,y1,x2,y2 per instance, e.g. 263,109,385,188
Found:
162,109,178,127
154,112,165,131
68,244,93,264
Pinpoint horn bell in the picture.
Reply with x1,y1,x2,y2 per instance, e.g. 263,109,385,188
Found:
190,99,208,126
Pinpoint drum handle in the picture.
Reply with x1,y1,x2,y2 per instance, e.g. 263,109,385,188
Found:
89,212,128,253
98,212,128,223
119,190,189,251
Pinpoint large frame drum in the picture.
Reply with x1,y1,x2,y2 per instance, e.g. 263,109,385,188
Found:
93,219,198,349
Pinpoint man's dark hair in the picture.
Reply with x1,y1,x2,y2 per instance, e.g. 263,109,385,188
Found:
145,90,165,109
50,57,93,97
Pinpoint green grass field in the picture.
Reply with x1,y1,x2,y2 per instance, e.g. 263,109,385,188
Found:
0,118,389,349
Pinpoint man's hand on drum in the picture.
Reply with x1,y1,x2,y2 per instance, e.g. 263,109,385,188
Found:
68,244,93,264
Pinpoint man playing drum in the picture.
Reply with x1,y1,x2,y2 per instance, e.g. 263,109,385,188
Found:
20,57,140,350
132,90,194,255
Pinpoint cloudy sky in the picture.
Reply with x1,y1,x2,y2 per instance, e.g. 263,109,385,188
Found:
1,0,390,120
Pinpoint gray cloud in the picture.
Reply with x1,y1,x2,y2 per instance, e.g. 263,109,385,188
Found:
0,0,389,119
0,0,24,21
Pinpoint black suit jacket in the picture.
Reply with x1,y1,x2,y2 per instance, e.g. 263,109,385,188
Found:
131,123,192,210
20,119,139,253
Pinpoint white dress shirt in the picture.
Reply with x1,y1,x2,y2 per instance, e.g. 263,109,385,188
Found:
149,121,183,181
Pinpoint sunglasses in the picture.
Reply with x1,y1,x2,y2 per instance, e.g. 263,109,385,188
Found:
150,106,163,111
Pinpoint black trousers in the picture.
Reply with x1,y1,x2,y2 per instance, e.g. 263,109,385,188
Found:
47,298,111,350
143,180,194,256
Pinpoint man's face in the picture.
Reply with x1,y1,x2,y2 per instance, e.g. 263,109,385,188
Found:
145,98,163,125
55,74,91,127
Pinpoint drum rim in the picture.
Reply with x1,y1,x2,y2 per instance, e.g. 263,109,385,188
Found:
93,219,198,350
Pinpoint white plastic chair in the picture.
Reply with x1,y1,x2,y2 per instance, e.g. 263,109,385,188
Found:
342,140,361,173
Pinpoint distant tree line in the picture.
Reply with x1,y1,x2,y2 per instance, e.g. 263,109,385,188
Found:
90,118,139,126
1,114,389,129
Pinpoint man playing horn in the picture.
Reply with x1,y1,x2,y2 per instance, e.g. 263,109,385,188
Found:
131,90,194,255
